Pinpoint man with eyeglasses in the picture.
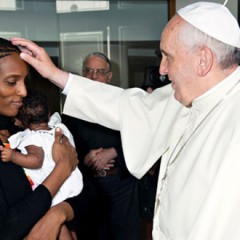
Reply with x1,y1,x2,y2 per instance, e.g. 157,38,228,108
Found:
11,1,240,239
82,52,112,83
62,52,140,240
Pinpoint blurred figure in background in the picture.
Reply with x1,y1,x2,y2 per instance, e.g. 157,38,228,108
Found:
62,52,141,240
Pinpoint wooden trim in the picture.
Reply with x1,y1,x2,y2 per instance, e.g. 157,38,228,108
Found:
238,0,240,24
168,0,176,19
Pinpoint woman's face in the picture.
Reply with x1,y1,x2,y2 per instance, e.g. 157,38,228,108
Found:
0,52,28,117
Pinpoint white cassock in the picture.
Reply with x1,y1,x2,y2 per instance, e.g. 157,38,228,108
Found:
63,67,240,240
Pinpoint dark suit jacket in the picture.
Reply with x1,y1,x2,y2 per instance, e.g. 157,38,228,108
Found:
62,114,130,178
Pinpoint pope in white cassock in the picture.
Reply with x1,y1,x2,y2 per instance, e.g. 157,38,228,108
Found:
11,1,240,239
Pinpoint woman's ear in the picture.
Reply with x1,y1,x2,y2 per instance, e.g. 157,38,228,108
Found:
197,47,213,76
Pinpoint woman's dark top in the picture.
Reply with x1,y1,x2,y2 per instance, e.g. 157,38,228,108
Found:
0,161,52,239
0,115,51,239
0,115,81,240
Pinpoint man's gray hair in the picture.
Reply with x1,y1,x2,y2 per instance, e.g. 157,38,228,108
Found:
178,21,240,69
83,52,112,71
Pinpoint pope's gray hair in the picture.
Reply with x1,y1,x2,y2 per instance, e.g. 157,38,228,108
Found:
178,21,240,69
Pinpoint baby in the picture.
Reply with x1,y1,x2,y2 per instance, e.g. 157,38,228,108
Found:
1,89,83,240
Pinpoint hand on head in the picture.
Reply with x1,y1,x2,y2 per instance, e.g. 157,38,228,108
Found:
10,37,69,89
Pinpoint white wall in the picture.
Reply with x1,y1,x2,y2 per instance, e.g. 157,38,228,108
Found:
176,0,238,19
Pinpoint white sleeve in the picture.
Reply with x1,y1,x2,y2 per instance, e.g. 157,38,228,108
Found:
63,74,188,178
62,73,73,95
63,74,123,130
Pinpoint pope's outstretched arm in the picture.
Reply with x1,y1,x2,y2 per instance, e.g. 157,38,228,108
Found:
10,37,179,180
11,37,68,89
10,37,123,130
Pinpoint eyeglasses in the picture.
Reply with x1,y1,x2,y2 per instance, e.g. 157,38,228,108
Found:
82,67,110,77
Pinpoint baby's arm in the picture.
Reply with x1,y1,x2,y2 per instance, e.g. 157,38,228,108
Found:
0,145,44,169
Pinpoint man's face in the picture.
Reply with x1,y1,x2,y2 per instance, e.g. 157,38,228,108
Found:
0,52,28,117
82,55,112,83
159,15,200,107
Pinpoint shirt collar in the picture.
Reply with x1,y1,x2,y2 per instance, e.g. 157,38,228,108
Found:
191,67,240,116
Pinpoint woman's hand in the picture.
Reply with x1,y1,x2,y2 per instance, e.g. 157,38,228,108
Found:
25,202,74,240
42,128,79,198
52,127,78,172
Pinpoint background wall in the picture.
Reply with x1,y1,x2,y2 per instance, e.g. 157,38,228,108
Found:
0,0,169,112
0,0,238,113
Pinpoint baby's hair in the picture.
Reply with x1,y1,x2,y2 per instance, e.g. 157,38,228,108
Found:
17,89,49,128
0,37,20,59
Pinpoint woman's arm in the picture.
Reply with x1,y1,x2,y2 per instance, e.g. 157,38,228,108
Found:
25,202,74,240
0,128,78,240
0,182,52,240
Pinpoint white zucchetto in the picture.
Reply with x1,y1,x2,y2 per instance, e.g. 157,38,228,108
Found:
177,2,240,48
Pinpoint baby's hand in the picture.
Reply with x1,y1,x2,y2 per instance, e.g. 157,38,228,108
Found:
0,146,15,162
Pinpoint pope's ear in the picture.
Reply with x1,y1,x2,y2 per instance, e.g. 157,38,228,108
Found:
197,47,213,76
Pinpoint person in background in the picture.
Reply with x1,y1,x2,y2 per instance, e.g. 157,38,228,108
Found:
62,52,140,240
1,89,83,240
11,2,240,239
0,37,80,240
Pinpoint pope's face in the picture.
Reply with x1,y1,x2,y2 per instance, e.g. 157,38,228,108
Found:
0,52,28,117
159,15,199,107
